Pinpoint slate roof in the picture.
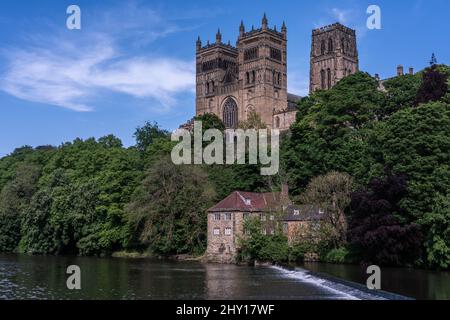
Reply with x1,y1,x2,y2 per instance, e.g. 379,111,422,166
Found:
208,191,284,213
283,204,325,222
208,191,324,222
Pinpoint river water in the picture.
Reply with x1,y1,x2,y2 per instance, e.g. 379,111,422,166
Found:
0,254,447,300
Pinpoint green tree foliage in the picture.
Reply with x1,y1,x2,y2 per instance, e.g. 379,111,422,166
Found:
382,74,421,117
375,101,450,221
133,121,169,153
422,195,450,269
282,72,383,194
15,136,140,255
126,157,216,255
302,172,353,247
238,218,289,263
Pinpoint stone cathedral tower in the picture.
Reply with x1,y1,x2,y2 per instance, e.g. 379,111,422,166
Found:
310,23,359,93
195,14,290,129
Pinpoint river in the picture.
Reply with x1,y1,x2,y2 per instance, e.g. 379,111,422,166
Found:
0,254,448,300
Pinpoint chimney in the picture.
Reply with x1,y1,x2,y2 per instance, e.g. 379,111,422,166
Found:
409,67,414,75
281,184,289,197
281,184,290,207
397,65,404,76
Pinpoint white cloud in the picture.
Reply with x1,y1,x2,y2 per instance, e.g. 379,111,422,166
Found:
0,4,195,112
331,8,351,24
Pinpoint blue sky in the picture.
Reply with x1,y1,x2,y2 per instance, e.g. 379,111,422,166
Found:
0,0,448,156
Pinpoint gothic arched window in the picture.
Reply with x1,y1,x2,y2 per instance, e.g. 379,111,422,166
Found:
246,72,250,84
321,40,326,55
275,116,280,129
252,71,256,83
328,38,333,52
327,68,331,89
341,38,345,53
320,69,326,89
223,98,238,128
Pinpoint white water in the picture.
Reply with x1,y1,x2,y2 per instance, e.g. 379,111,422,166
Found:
271,265,368,300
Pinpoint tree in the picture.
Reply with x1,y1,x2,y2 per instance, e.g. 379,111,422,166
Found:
238,111,267,130
281,72,382,195
134,121,169,153
126,157,216,255
415,65,448,105
301,171,353,247
348,170,423,266
422,194,450,269
0,163,40,252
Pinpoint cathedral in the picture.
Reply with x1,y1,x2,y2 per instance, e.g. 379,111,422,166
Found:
194,14,359,130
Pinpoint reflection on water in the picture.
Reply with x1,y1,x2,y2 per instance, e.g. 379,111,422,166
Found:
0,254,447,300
302,262,450,300
0,254,351,300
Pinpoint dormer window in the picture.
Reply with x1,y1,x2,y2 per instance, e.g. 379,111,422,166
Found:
244,199,251,206
293,209,300,216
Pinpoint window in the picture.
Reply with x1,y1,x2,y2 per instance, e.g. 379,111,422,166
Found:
213,228,220,236
225,227,232,236
327,68,331,89
275,116,280,129
244,198,251,206
260,214,266,222
341,38,345,53
270,47,282,61
246,72,250,84
320,40,326,55
244,47,258,61
269,215,274,221
320,69,326,89
328,38,333,52
223,97,238,128
251,70,256,83
206,82,210,94
213,213,221,221
224,213,232,221
277,72,282,85
293,209,300,216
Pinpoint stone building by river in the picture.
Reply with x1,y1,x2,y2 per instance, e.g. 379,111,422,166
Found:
205,186,324,263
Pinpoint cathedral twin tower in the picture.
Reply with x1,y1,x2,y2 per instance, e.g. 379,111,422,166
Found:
195,14,359,130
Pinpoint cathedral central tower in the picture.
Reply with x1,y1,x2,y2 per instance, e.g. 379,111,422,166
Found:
195,14,288,129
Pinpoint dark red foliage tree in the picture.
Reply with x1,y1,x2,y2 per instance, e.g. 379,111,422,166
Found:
347,170,423,266
415,65,448,105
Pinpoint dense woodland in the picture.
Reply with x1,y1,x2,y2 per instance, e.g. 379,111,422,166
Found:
0,63,449,269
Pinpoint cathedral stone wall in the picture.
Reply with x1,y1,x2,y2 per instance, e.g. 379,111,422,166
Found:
310,23,359,93
195,18,359,130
